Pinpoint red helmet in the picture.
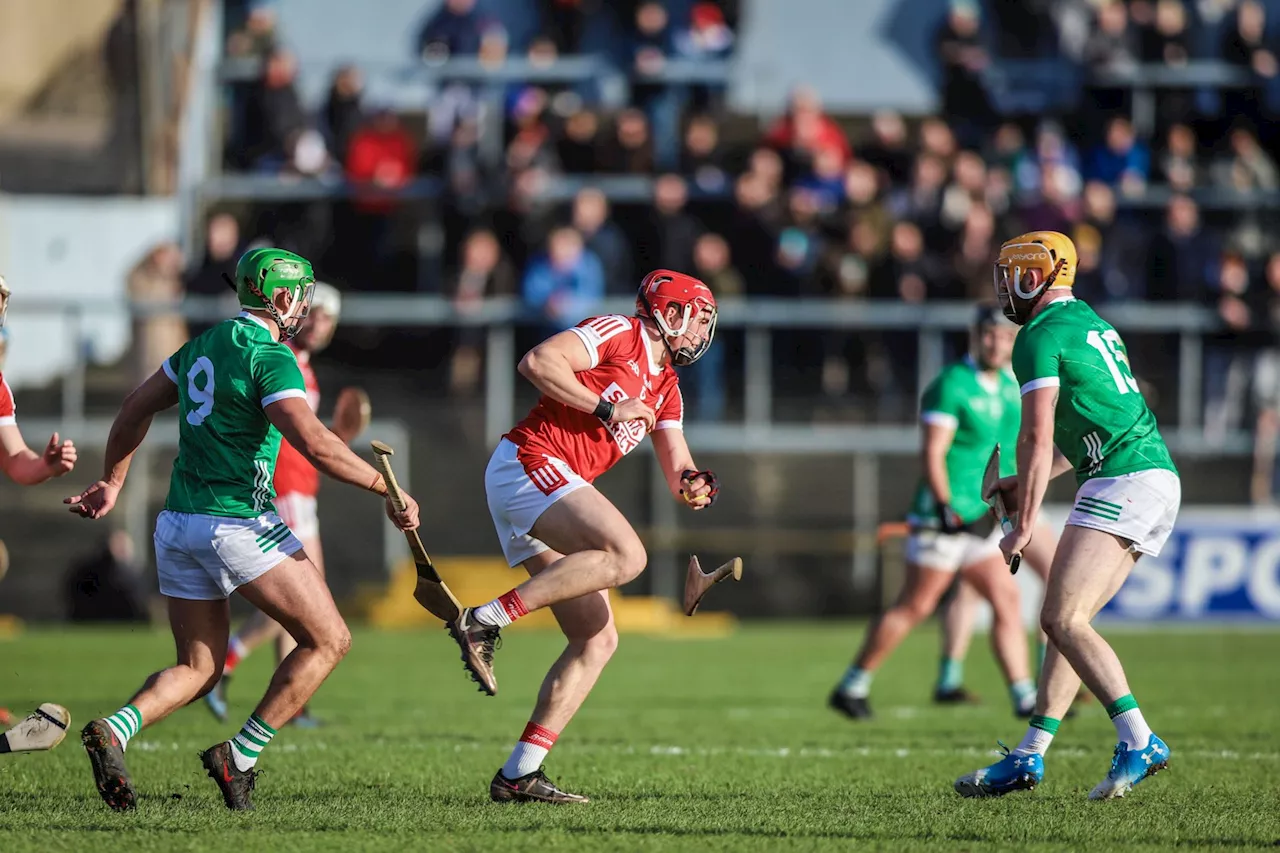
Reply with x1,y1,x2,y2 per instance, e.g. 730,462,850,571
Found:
635,269,718,366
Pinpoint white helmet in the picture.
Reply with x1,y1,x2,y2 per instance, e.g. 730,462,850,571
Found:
311,282,342,319
0,274,11,329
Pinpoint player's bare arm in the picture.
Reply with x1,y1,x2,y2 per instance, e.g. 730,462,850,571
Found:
65,369,178,519
922,421,967,532
0,425,76,486
1002,387,1058,558
519,332,655,430
265,396,419,531
651,427,716,510
330,386,371,444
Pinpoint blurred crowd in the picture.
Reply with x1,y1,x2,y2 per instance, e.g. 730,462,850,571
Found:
173,0,1280,497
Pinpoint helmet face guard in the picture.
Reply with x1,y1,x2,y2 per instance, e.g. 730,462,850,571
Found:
0,276,10,330
250,260,315,341
636,271,718,366
993,254,1062,325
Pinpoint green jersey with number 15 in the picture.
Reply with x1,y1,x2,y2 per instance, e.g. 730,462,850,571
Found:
1011,297,1177,485
162,313,307,518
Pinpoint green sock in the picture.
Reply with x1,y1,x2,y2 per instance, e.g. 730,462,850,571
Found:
230,714,277,772
1105,694,1140,718
1035,641,1047,682
103,704,142,750
936,657,964,692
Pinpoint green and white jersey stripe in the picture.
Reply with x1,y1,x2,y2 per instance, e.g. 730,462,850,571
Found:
254,522,292,553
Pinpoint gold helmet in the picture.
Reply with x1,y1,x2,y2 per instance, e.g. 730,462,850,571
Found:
993,231,1077,325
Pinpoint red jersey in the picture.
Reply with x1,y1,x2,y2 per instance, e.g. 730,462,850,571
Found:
0,373,16,426
506,315,685,483
272,345,321,497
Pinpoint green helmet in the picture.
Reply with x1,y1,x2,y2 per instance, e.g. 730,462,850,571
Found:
233,247,316,340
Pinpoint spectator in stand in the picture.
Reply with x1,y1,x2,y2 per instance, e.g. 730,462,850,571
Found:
818,218,880,401
749,146,785,195
935,0,994,141
418,0,488,59
987,122,1032,182
522,226,605,335
1087,115,1150,194
127,242,188,389
872,221,942,304
1250,250,1280,503
796,147,847,215
1221,0,1277,125
919,118,959,165
1084,0,1139,69
558,110,601,172
1014,122,1082,197
1019,164,1080,235
648,174,706,273
1077,180,1147,301
765,86,852,176
1213,125,1280,192
598,108,655,173
675,2,735,109
226,2,278,60
730,172,784,294
1157,122,1201,191
1204,249,1256,445
630,1,684,170
1147,194,1217,301
538,0,588,54
242,48,305,170
505,87,556,173
951,203,1000,301
571,188,633,293
448,229,516,395
682,114,729,192
1140,0,1190,65
323,65,364,160
346,106,416,277
775,189,826,294
861,111,913,186
887,153,947,247
841,160,891,251
687,233,743,421
185,213,243,299
939,150,987,243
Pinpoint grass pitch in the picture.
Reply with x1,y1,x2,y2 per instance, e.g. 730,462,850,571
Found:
1,622,1277,852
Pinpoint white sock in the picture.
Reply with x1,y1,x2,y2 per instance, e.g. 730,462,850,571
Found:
501,722,558,779
229,714,277,771
1011,725,1055,757
838,666,872,699
1112,708,1153,750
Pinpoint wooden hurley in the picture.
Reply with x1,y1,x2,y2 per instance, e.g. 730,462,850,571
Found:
370,441,463,622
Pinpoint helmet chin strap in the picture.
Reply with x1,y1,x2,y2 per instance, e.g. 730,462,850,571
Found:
638,288,685,366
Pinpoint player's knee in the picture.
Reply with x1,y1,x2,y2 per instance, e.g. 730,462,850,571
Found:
579,622,619,666
605,539,647,587
901,594,937,625
1040,607,1086,645
318,622,352,664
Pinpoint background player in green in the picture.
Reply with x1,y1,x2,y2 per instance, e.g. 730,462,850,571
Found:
64,248,421,812
956,231,1180,801
829,305,1056,720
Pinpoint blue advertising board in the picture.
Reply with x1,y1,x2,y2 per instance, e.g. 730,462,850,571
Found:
1098,508,1280,622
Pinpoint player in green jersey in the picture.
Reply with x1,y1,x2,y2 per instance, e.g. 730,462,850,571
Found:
64,248,421,812
830,305,1057,720
956,231,1179,801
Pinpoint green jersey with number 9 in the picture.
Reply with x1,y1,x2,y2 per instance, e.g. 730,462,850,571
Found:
1011,296,1177,485
161,313,307,518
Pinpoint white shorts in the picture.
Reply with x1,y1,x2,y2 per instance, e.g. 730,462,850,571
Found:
154,510,303,600
485,438,590,567
1066,469,1181,556
273,492,319,541
905,526,1003,573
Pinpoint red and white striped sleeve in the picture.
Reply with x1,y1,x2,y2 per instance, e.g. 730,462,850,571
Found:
569,315,633,370
654,383,684,431
0,374,16,427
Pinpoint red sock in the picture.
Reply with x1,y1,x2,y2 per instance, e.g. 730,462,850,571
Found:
223,648,242,674
473,589,530,627
502,722,558,778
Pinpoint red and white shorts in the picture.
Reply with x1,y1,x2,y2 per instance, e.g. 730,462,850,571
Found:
272,492,319,542
484,438,590,567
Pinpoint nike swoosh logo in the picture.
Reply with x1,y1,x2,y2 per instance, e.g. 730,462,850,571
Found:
222,761,234,784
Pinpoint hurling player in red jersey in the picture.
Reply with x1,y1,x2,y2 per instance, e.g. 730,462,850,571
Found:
0,275,77,749
203,283,370,726
447,270,719,804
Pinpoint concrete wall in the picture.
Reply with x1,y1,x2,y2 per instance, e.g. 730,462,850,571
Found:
0,0,122,119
